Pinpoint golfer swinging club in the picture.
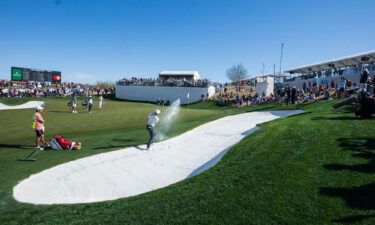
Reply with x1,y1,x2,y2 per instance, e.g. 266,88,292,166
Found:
146,109,161,150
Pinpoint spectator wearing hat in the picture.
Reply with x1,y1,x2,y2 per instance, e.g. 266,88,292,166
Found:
33,105,46,150
146,109,161,150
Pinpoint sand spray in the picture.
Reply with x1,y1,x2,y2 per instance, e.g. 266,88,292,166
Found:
156,98,181,141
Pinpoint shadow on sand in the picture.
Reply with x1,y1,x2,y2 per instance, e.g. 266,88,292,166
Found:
134,146,148,151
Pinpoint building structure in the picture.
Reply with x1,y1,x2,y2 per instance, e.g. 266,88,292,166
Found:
116,71,215,104
158,71,200,81
283,50,375,88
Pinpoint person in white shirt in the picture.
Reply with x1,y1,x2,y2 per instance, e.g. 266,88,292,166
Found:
146,109,161,149
71,95,78,113
98,95,103,109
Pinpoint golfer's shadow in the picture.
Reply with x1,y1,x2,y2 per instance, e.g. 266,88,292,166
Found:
134,146,148,151
93,139,138,150
112,138,136,142
93,144,133,150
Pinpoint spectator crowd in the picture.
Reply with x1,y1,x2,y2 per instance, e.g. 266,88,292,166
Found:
0,80,114,98
117,77,210,87
214,69,375,108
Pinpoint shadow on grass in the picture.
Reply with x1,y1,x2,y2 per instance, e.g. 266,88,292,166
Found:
323,163,375,173
240,106,278,113
93,144,133,150
324,138,375,173
284,111,311,118
293,101,316,109
333,107,355,114
311,116,358,120
246,106,275,111
48,110,72,113
321,138,375,223
320,182,375,210
332,214,375,224
0,144,33,149
112,138,136,142
339,138,375,151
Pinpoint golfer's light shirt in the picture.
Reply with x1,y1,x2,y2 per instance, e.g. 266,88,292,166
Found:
147,114,159,127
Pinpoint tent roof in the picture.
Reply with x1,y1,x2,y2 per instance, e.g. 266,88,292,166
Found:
159,71,199,75
286,50,375,74
159,71,200,79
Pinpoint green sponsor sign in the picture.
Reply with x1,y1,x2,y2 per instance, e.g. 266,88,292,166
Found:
11,68,22,81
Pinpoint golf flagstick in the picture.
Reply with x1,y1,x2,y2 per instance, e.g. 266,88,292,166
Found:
187,93,190,111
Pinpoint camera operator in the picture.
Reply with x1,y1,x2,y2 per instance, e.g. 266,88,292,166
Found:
354,90,375,119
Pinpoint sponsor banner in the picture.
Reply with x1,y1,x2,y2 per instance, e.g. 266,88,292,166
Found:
11,68,22,81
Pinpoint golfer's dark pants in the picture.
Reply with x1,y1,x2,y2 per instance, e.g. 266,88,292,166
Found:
88,104,92,112
285,96,290,105
291,95,296,104
147,125,155,148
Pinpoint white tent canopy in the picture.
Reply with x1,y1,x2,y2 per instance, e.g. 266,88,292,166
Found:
159,71,200,80
286,50,375,74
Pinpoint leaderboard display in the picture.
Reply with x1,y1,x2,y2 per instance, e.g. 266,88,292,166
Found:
11,67,62,84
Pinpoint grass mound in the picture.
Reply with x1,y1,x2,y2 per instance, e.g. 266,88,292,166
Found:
0,98,374,224
0,97,34,106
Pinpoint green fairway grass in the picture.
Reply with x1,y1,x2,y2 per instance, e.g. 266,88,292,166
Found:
0,98,374,224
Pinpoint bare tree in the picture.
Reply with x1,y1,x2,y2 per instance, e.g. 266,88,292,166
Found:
96,80,115,89
226,64,248,82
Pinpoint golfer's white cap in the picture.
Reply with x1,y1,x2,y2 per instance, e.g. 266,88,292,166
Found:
36,105,44,110
155,109,161,114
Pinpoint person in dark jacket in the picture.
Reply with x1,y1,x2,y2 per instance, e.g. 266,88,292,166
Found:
360,68,369,91
285,86,291,105
291,86,297,104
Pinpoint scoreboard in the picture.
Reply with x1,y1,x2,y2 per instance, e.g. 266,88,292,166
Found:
11,67,62,84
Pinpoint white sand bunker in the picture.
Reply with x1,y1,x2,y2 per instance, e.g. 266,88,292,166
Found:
0,101,44,110
13,110,303,204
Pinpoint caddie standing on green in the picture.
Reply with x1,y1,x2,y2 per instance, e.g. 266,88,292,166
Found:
32,105,46,150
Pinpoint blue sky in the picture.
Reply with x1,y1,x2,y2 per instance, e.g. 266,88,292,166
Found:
0,0,374,83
